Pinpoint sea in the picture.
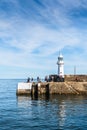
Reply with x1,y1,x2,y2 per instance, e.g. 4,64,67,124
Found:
0,79,87,130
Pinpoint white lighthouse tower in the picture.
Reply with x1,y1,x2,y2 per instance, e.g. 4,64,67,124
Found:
57,53,64,79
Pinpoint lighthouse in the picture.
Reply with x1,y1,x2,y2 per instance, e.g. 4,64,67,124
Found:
57,53,64,81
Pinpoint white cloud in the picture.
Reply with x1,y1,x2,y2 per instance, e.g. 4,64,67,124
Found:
0,0,87,78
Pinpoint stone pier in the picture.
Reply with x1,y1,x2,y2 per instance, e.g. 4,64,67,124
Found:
16,81,87,96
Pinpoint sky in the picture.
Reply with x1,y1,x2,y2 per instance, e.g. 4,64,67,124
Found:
0,0,87,79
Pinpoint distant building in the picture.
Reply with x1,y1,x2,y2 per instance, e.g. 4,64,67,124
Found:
45,52,64,82
57,53,64,79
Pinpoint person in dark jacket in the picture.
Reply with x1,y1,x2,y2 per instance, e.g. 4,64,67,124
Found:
27,77,30,82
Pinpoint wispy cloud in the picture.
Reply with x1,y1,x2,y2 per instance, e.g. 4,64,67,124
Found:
0,0,87,78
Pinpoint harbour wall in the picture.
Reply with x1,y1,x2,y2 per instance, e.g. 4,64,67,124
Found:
16,75,87,96
32,82,87,95
65,75,87,82
16,81,87,96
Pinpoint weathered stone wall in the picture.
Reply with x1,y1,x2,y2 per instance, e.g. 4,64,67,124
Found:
16,89,31,95
65,75,87,82
36,82,87,95
16,75,87,96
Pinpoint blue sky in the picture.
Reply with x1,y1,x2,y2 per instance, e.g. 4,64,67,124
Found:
0,0,87,79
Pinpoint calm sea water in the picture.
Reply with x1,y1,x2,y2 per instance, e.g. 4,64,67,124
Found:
0,79,87,130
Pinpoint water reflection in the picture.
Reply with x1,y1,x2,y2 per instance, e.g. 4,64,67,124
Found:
16,95,87,129
58,101,66,127
17,94,87,108
17,96,32,108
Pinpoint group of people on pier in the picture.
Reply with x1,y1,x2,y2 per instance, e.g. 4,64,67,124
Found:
27,74,64,83
27,76,40,83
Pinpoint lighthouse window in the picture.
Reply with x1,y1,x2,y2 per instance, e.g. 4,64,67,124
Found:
59,58,63,60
